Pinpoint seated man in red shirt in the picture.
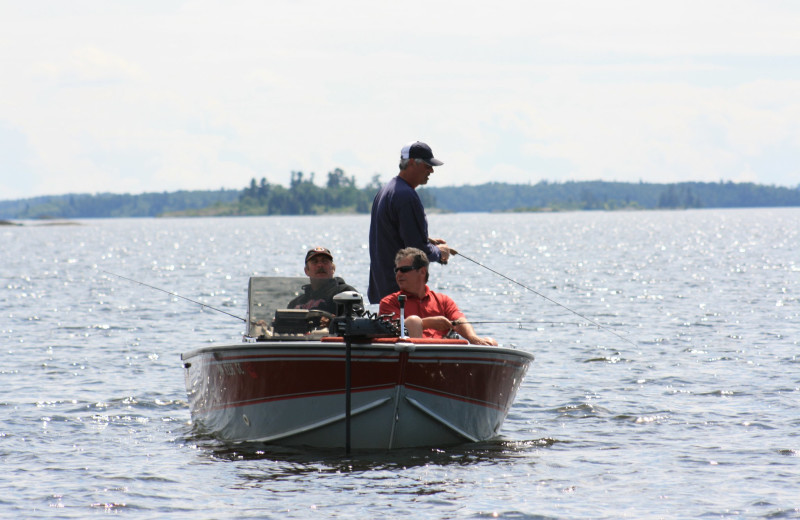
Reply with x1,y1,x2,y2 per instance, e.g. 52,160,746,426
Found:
378,247,497,345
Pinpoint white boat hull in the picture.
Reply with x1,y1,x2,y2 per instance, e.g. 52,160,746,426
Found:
181,338,533,450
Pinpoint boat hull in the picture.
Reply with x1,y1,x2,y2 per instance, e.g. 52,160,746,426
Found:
181,339,533,450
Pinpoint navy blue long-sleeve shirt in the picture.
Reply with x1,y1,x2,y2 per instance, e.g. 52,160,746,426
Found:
368,176,441,304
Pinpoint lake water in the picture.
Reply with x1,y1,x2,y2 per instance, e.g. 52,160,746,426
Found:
2,208,799,519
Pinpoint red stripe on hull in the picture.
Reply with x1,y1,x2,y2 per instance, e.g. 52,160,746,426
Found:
187,347,528,415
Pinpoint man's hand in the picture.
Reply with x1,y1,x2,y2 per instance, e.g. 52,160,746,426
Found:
470,336,498,346
429,237,452,264
437,244,450,264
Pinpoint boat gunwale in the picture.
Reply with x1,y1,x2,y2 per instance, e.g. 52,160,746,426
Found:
181,341,535,362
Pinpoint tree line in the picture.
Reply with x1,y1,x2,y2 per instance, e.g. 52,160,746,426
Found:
0,189,240,219
426,180,800,212
0,169,437,219
1,175,798,220
233,169,381,216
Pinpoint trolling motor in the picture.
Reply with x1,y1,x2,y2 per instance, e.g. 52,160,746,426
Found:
330,292,400,338
398,294,408,339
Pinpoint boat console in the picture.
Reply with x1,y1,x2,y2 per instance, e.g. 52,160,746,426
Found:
245,277,401,342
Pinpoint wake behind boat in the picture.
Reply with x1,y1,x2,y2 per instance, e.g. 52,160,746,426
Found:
181,277,534,450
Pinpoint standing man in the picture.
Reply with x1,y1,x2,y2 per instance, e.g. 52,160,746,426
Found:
379,247,497,345
368,141,451,304
288,247,360,314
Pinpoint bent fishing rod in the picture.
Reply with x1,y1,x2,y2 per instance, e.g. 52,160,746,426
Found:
101,270,246,323
449,249,637,347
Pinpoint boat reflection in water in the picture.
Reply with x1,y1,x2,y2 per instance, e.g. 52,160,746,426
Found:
181,277,534,451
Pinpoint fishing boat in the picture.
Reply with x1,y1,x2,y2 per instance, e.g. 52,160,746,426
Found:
181,277,534,450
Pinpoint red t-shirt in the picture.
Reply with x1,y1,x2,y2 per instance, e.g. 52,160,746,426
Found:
379,286,466,339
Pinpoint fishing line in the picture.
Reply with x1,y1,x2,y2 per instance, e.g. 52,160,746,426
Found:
462,320,582,330
451,250,636,346
100,269,246,322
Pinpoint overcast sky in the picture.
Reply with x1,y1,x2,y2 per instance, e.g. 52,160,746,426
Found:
1,1,798,200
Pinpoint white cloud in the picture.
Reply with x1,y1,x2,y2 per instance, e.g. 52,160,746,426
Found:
32,46,143,86
1,0,799,199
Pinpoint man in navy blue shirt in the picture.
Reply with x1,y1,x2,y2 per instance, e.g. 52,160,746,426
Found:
368,141,452,304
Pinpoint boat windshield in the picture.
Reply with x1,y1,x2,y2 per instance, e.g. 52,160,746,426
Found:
247,276,310,338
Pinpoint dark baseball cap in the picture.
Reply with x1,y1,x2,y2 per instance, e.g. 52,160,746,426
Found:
400,141,443,166
305,246,333,263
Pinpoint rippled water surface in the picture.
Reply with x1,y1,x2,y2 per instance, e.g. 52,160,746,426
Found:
2,209,799,518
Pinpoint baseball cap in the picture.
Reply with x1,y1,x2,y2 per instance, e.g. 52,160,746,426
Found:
305,247,333,263
400,141,443,166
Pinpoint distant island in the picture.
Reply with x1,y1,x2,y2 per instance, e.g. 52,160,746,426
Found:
1,169,799,220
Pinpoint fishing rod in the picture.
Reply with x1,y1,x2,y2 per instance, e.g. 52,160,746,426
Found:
466,320,582,325
465,319,581,324
450,250,637,347
457,320,582,330
101,270,246,322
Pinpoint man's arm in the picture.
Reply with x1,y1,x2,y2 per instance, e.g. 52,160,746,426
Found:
451,319,498,346
431,292,496,344
420,315,453,332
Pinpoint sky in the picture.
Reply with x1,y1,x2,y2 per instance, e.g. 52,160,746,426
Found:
1,0,799,200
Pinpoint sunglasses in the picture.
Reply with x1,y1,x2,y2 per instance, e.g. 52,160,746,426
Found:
394,265,419,274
